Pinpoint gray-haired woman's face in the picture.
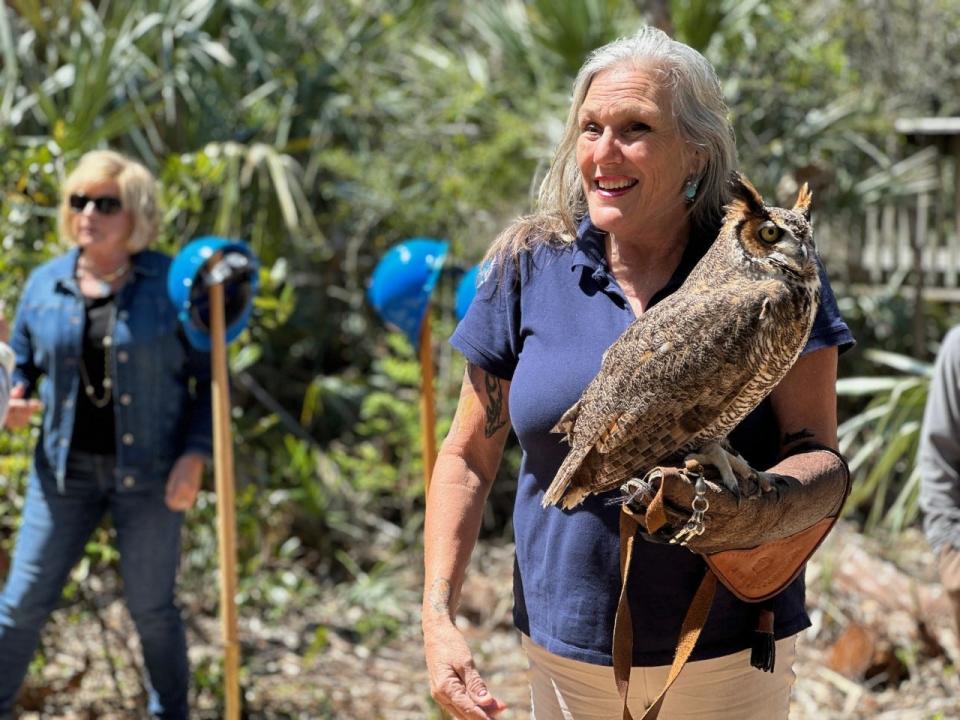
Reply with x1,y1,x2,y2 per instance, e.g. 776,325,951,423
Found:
575,64,699,243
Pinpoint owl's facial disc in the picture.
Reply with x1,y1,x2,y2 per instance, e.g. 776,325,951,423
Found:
763,227,816,278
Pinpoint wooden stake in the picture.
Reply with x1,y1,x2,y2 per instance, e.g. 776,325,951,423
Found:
210,280,240,720
418,309,437,494
419,309,447,720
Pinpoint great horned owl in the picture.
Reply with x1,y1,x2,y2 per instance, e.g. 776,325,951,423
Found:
543,175,820,510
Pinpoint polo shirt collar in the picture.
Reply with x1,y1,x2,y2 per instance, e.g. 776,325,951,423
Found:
571,215,608,272
570,215,713,301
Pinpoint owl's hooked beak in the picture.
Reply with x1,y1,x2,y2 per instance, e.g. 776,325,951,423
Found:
769,237,816,280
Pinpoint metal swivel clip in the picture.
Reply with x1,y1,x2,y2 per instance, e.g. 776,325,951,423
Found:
669,472,709,546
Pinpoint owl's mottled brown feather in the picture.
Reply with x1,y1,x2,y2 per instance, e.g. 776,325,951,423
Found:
543,175,821,509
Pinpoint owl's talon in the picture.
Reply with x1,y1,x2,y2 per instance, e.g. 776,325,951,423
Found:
685,441,767,504
757,472,775,494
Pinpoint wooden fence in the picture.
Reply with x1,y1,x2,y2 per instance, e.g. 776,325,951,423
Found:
819,135,960,299
814,121,960,355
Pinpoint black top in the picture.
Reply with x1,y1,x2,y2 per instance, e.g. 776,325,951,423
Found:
71,294,117,454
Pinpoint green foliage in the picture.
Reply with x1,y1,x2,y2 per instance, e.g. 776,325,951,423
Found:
838,349,934,533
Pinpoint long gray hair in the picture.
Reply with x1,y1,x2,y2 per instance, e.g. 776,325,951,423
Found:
487,26,737,263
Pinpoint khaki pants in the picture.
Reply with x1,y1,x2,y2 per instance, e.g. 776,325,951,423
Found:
938,544,960,636
523,634,797,720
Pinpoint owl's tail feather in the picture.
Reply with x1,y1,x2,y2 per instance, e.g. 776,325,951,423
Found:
542,444,592,509
551,399,582,439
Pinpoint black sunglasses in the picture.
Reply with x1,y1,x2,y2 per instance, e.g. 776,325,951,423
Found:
68,193,123,215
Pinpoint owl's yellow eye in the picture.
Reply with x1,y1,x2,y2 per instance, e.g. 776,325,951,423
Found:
758,223,781,243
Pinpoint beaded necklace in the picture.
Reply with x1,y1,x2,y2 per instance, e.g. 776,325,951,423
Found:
77,300,116,409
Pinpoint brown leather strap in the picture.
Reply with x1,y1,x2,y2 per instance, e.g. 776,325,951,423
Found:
614,511,637,720
640,571,716,719
614,501,717,720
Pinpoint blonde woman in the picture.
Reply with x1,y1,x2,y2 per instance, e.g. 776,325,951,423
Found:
0,150,211,719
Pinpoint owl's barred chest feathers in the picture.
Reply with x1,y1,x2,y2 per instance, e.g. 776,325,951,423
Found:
543,175,821,509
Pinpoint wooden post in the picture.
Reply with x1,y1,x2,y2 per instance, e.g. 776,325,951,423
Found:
419,308,448,720
418,309,437,494
955,141,960,289
910,200,926,358
210,280,241,720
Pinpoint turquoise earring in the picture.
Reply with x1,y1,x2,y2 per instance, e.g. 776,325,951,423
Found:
683,177,700,202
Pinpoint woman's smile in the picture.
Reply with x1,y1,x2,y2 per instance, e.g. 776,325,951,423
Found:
593,175,639,197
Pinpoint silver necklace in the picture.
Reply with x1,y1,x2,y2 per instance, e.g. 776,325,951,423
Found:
77,260,131,299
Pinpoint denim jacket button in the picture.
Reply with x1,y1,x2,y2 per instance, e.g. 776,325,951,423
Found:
122,433,135,446
118,351,129,363
69,316,80,325
123,475,136,488
59,438,68,447
118,310,129,321
120,393,132,406
63,398,74,409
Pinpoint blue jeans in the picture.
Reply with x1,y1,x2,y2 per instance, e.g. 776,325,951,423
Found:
0,453,188,719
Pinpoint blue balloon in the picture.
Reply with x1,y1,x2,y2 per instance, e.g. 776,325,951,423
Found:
368,238,449,345
167,236,260,351
455,264,480,321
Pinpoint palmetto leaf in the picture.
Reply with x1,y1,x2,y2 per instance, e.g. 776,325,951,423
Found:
839,348,932,533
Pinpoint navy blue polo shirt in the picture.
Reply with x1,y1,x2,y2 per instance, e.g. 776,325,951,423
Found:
451,216,854,666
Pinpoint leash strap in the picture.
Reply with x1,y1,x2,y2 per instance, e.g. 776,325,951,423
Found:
613,483,717,720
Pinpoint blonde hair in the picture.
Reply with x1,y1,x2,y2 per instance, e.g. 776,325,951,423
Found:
487,26,737,263
59,149,160,252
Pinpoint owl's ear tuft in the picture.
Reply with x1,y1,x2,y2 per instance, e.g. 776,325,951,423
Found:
728,173,766,217
793,183,812,221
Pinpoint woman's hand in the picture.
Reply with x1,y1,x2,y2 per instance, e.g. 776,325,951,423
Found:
423,617,507,719
4,384,43,429
165,453,205,511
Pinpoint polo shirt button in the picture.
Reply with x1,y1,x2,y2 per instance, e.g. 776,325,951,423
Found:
122,433,135,446
69,316,80,325
123,476,136,488
118,351,129,363
59,438,69,447
64,398,74,409
118,310,129,321
120,393,132,406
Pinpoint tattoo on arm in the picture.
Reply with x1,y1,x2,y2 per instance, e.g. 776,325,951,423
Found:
783,428,815,448
483,372,507,438
429,578,452,615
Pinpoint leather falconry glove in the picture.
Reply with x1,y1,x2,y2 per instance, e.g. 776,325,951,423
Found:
620,445,850,598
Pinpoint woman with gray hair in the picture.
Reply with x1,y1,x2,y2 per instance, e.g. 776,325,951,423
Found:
0,149,212,719
422,27,852,719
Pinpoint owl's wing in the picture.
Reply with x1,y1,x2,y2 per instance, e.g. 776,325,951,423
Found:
582,286,770,449
545,281,785,508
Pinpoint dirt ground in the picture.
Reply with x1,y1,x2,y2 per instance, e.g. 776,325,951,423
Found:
10,520,960,719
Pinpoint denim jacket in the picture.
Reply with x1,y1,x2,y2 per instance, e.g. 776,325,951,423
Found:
0,341,12,422
11,248,213,492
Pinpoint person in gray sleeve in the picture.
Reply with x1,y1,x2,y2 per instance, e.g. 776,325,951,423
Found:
919,326,960,635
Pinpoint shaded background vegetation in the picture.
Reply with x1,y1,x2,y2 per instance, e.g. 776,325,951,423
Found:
2,0,960,713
